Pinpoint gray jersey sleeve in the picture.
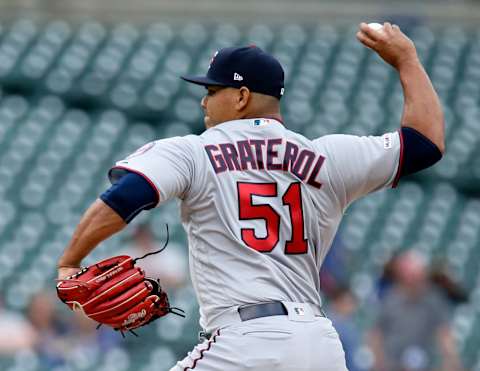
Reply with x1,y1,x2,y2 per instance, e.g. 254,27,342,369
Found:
113,136,195,204
315,131,402,208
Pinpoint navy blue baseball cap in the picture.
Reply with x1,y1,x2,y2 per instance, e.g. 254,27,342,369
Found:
181,46,285,99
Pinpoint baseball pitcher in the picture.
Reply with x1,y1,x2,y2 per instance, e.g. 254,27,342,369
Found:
57,23,445,370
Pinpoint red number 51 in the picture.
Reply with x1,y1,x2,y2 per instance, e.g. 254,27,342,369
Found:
237,182,308,254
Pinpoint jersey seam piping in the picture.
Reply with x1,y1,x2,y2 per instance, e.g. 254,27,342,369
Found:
184,330,220,370
392,129,404,188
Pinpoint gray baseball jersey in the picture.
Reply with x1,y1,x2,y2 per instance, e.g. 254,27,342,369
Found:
112,118,401,333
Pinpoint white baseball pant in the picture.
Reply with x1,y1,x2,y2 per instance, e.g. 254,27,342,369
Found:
170,303,348,371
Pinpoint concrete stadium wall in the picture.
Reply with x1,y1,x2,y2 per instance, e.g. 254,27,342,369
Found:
0,0,479,26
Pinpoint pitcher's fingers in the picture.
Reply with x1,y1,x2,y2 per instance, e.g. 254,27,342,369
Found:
356,31,376,49
359,22,381,41
383,22,394,35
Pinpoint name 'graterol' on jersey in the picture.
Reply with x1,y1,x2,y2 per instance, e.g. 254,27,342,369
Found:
204,137,325,189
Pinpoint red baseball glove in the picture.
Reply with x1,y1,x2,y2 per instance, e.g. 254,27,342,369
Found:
56,255,184,334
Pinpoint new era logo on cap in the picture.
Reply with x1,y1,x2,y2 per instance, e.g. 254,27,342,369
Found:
233,73,243,81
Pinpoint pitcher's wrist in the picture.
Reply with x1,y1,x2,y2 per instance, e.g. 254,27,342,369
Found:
396,52,421,72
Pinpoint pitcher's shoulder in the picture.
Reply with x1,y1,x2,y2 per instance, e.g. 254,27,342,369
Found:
312,133,355,145
183,133,210,152
148,135,205,164
311,133,376,154
158,134,204,148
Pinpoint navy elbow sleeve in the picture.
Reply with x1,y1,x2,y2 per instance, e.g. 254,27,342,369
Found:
399,127,443,177
100,171,159,223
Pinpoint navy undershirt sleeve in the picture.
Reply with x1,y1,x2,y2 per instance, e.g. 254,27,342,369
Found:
100,171,159,223
400,127,443,178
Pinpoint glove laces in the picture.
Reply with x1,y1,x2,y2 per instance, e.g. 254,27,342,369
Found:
133,224,169,264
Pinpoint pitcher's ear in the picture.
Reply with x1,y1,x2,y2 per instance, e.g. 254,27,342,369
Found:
235,86,251,111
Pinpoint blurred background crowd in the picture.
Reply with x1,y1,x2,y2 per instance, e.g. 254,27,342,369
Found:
0,0,479,370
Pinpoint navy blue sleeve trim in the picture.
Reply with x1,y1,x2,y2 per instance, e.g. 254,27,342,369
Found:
399,127,443,178
100,171,159,223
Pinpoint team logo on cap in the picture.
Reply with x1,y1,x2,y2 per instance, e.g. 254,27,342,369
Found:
209,51,219,69
233,73,244,81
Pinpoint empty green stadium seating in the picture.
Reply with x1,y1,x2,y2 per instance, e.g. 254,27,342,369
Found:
0,19,479,371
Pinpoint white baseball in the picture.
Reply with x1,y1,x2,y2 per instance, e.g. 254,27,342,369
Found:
368,22,385,33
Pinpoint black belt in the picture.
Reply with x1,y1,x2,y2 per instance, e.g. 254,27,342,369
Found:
238,301,289,321
199,302,325,341
239,301,326,321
